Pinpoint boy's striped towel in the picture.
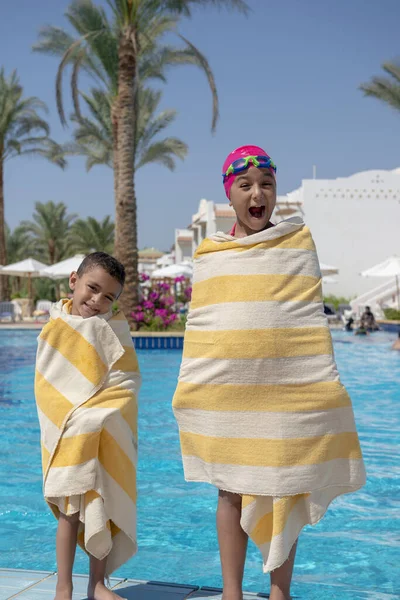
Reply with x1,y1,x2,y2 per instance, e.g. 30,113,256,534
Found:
35,299,141,575
173,217,366,572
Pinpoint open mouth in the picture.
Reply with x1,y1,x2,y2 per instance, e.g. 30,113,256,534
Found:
249,206,265,219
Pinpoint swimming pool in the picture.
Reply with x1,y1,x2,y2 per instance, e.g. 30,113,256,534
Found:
0,329,399,599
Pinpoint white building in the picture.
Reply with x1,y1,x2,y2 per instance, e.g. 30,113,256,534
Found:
138,248,165,274
175,194,303,263
293,167,400,298
175,199,235,263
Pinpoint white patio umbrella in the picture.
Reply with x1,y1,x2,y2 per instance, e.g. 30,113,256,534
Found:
156,253,175,268
41,254,86,279
151,263,193,279
320,262,339,277
361,255,400,310
0,258,48,298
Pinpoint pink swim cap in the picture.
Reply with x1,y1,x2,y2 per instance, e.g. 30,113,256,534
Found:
222,145,276,199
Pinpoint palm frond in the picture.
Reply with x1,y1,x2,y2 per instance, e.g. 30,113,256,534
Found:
69,214,114,254
136,108,177,155
382,61,400,83
136,136,188,170
71,50,87,121
55,32,103,126
34,24,109,87
0,69,65,168
33,26,77,57
66,80,186,173
13,116,50,138
169,0,249,15
178,34,219,132
67,0,119,90
360,60,400,112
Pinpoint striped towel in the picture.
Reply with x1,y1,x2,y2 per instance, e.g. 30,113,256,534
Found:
173,217,366,572
35,299,141,574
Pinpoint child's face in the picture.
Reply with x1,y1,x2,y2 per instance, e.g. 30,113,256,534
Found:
69,266,122,318
229,167,276,234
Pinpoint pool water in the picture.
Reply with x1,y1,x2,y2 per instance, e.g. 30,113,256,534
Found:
0,329,399,599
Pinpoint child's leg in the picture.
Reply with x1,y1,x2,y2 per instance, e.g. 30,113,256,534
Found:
217,490,248,600
55,512,80,600
87,555,123,600
269,540,298,600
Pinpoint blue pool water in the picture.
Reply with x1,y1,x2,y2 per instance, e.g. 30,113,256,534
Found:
0,329,399,599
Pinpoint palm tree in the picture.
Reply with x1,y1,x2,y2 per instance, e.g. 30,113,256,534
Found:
69,215,115,254
360,60,400,112
34,0,249,319
21,201,77,264
5,224,34,296
64,86,188,171
0,68,65,300
6,224,33,264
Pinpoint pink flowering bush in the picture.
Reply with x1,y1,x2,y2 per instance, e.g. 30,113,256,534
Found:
131,274,192,331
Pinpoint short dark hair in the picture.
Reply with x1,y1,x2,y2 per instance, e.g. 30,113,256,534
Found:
77,252,125,287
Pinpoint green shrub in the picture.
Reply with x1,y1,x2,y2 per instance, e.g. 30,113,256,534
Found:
323,294,352,311
383,308,400,321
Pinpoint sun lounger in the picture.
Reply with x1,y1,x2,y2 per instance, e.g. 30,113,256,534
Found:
0,302,15,323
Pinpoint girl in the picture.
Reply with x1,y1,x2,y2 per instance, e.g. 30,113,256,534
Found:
172,145,366,600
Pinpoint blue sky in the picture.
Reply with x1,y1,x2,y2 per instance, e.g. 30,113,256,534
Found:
1,0,399,251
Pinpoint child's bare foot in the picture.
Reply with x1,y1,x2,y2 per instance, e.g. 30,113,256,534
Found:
269,586,291,600
87,581,123,600
54,583,73,600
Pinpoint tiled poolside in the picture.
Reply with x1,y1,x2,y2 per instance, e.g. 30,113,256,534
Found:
0,569,269,600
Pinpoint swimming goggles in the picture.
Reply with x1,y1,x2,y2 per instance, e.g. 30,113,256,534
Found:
222,155,277,180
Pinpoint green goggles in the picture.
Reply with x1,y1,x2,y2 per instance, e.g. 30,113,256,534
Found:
223,155,277,181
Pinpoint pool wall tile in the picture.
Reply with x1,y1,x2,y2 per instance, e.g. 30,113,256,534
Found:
132,336,184,350
109,579,198,599
188,588,269,599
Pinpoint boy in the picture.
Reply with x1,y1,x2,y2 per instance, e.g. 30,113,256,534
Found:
35,252,141,600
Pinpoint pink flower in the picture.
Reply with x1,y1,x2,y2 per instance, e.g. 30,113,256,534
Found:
164,295,175,306
155,308,168,318
133,311,145,322
143,300,154,310
150,291,159,301
175,275,185,283
140,273,150,282
160,283,171,292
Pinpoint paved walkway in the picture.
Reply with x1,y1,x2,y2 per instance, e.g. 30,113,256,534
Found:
0,569,269,600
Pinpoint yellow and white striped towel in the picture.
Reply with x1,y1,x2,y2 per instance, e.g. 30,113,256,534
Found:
173,217,366,572
35,299,141,575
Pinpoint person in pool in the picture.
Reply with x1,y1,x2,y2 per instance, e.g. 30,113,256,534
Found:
360,306,379,331
391,332,400,350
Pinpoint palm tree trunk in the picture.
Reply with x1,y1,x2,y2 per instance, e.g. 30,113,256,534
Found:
0,153,10,300
115,27,138,325
49,240,55,265
111,100,119,256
